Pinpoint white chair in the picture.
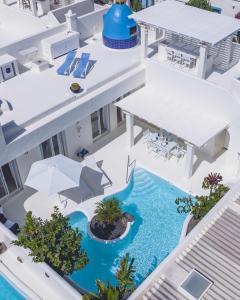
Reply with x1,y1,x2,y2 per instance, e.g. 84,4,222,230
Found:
143,129,151,143
166,49,174,62
170,145,186,162
174,52,182,65
183,56,195,69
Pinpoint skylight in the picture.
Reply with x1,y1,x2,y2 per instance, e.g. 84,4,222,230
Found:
180,269,212,299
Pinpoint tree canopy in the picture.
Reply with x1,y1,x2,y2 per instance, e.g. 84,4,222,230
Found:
13,207,88,275
83,253,136,300
186,0,212,11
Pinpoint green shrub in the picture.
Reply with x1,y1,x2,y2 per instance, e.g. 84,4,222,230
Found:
176,173,229,221
186,0,212,11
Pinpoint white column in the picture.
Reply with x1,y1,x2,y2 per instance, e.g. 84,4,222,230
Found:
197,42,208,79
140,25,149,60
65,10,78,32
185,142,194,178
155,28,161,40
29,0,38,16
125,112,134,148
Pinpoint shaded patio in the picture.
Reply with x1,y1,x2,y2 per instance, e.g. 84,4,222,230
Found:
132,0,240,78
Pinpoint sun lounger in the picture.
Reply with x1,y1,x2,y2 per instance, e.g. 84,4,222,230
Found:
57,50,76,76
0,206,20,235
73,53,90,78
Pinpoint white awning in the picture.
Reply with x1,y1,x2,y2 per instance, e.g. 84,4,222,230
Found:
116,62,238,148
129,0,240,45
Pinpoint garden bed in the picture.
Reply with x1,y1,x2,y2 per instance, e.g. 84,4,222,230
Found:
90,213,133,241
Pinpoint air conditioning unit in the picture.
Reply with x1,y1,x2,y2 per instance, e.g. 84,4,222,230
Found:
0,54,19,83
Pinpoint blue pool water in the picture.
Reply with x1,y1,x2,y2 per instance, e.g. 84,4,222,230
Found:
69,168,188,292
0,274,26,300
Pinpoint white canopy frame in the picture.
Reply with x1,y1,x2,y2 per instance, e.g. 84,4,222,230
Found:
133,1,240,78
116,60,239,177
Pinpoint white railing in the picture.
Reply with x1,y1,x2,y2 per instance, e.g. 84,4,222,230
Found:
126,155,136,184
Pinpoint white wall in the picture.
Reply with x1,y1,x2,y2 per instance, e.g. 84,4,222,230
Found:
64,116,93,158
77,5,108,41
51,0,94,24
0,65,145,166
0,25,67,66
16,147,42,183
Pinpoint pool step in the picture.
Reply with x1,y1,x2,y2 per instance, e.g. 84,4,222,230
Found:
132,169,159,196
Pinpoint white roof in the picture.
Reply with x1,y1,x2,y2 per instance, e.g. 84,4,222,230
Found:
0,37,141,141
116,61,238,147
0,4,50,48
129,0,240,45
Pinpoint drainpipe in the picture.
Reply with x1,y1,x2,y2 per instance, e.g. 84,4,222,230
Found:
140,24,149,60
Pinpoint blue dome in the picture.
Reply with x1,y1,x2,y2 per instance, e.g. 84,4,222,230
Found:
102,3,138,49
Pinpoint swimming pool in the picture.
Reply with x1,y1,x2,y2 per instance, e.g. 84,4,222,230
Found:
0,273,26,300
69,168,188,292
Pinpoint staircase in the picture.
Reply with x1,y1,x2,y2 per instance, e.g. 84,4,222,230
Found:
131,168,158,197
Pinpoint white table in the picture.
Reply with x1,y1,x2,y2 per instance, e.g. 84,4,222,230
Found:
151,139,177,158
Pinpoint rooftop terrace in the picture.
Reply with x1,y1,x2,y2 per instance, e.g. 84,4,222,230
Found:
0,36,142,143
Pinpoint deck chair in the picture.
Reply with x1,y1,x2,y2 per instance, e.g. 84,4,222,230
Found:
73,53,90,78
57,50,76,76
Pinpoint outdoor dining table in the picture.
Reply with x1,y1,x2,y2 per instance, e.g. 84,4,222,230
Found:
166,40,199,59
150,138,177,158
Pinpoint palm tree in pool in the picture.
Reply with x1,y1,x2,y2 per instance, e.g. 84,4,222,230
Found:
83,253,136,300
95,198,122,226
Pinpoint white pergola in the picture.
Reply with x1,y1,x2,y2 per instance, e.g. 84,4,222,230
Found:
130,0,240,78
116,62,238,178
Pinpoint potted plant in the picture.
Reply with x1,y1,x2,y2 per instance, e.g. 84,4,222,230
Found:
70,83,81,94
90,198,133,241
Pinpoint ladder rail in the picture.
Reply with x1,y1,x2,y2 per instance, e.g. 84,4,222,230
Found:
126,155,136,184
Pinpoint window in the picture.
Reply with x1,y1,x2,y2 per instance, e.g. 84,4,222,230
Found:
181,269,212,300
0,160,21,200
130,26,137,36
91,106,110,139
117,107,125,125
40,132,65,159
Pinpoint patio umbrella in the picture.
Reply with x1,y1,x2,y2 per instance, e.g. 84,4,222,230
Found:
25,154,83,196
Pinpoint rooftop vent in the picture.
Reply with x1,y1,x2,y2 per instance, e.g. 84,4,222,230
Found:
180,269,212,299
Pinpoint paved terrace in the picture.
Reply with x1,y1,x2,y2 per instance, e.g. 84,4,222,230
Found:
4,121,238,225
2,122,240,299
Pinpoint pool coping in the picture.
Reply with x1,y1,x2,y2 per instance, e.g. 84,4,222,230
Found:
0,260,41,300
86,220,134,244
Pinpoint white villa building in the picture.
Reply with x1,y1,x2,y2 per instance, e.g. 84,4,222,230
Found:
0,0,240,299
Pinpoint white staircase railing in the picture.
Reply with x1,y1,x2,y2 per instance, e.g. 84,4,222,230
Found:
126,155,136,184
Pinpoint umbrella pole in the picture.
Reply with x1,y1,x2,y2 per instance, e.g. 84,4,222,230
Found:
58,194,68,208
